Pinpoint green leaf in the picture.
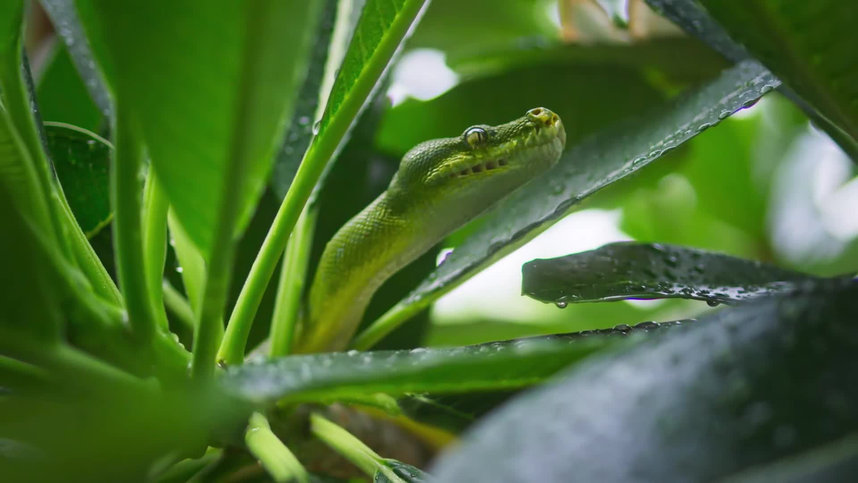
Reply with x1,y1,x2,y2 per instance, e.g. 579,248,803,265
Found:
431,280,858,481
35,43,102,132
222,323,690,404
699,1,858,150
44,123,111,237
644,0,749,61
355,60,780,349
40,0,113,118
74,0,323,257
376,459,429,482
522,242,823,306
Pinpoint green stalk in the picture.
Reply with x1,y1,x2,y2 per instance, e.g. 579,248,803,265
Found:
163,280,196,333
245,412,309,483
111,110,156,341
309,413,404,482
269,206,317,357
142,169,171,331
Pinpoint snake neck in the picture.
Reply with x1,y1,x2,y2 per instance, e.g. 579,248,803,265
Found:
296,190,434,353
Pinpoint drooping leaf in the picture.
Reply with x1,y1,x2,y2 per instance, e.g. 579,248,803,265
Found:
376,459,429,482
356,60,780,349
431,280,858,482
74,0,323,256
222,321,690,405
522,242,822,306
44,123,111,237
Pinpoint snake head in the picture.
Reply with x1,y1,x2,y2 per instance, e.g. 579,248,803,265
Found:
389,107,566,229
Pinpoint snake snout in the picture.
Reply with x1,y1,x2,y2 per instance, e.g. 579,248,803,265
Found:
526,107,560,127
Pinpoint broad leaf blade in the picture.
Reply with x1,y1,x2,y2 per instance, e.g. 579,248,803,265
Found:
431,280,858,482
222,322,688,404
700,1,858,149
35,42,102,131
44,123,111,237
358,60,780,349
522,242,822,306
74,0,322,256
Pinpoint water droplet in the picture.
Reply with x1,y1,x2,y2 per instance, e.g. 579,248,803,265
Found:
176,266,184,273
312,121,321,135
706,299,720,307
554,300,568,309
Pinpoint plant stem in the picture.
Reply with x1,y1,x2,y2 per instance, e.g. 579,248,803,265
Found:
142,169,171,331
163,280,196,333
111,110,156,342
309,413,403,482
245,412,309,483
269,206,317,358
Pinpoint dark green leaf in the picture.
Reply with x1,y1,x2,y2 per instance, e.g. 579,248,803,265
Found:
699,1,858,150
375,459,429,482
44,123,111,237
357,60,780,349
431,279,858,482
223,321,688,405
75,0,323,256
35,42,102,132
644,0,749,61
270,0,340,199
40,0,113,118
522,242,822,306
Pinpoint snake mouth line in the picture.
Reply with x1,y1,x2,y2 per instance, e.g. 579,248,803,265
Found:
449,132,563,179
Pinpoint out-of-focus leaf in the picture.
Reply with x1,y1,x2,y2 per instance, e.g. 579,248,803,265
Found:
74,0,323,256
44,123,111,237
431,280,858,482
406,0,558,64
446,37,726,82
0,386,250,481
595,0,630,27
377,39,727,157
223,331,644,405
35,42,102,132
357,60,780,349
522,242,822,306
40,0,113,118
700,1,858,151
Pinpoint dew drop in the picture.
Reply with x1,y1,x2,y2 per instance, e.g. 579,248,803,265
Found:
554,300,568,309
176,266,184,273
312,121,321,135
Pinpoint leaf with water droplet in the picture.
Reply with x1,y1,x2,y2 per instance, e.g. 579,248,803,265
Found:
431,281,858,482
44,123,112,237
522,242,830,306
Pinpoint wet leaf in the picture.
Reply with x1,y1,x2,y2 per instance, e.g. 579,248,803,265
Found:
522,242,822,306
44,123,111,237
431,279,858,482
375,459,428,482
223,321,687,405
357,60,780,349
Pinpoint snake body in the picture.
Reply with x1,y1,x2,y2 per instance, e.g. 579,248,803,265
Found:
295,108,566,352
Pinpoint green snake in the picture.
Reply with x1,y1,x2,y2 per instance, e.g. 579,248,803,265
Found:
295,108,566,353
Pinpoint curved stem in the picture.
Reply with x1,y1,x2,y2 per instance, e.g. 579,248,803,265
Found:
269,206,317,358
142,169,171,331
245,412,309,483
112,110,156,341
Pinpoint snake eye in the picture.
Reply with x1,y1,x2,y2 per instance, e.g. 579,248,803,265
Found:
464,127,488,148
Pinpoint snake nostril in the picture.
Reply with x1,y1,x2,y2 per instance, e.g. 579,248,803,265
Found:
529,108,543,116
